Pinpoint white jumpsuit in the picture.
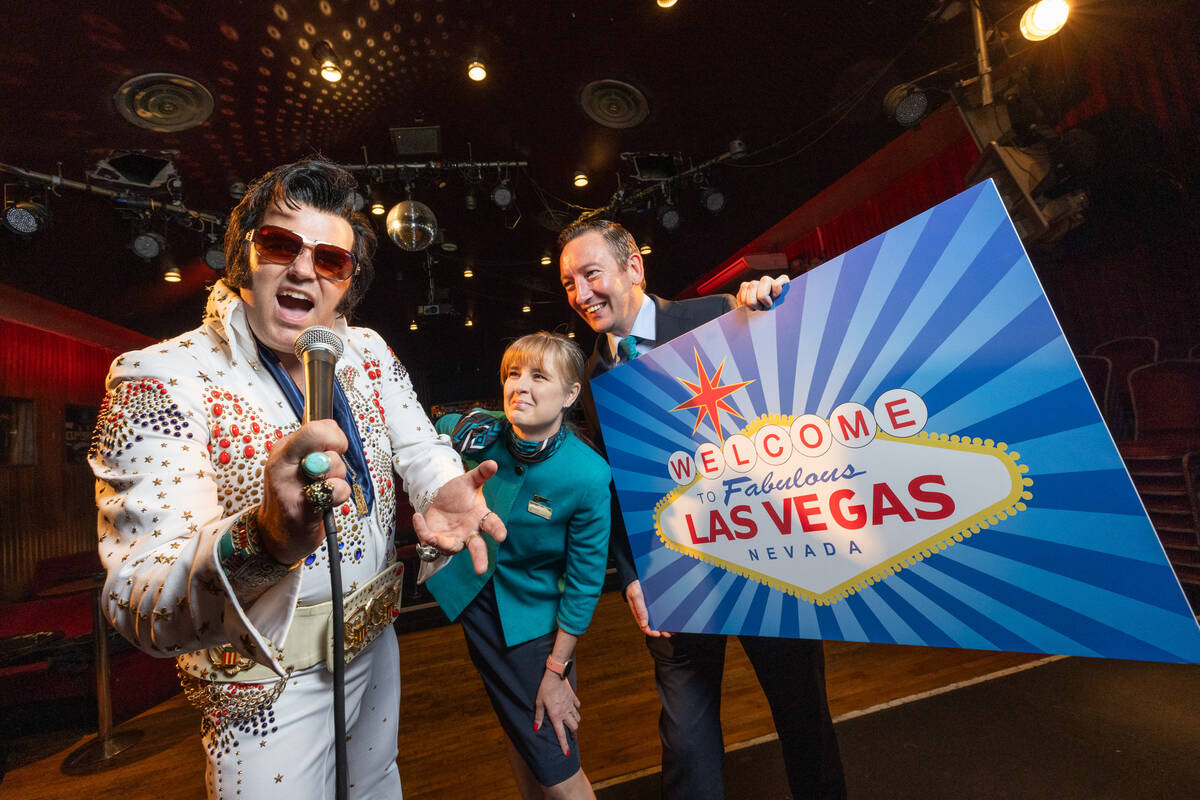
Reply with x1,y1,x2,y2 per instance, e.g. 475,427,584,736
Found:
89,280,463,798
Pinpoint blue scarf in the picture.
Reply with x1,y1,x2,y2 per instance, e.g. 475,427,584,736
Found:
255,337,375,514
449,409,566,464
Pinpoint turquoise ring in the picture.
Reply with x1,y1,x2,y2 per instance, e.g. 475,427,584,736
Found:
301,451,332,480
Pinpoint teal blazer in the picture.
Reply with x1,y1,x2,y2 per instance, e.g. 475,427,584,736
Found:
426,412,612,646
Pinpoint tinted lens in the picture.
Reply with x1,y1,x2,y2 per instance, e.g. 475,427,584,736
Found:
253,226,356,281
311,243,356,281
254,226,304,262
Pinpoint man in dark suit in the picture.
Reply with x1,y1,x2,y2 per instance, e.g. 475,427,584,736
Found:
557,219,845,799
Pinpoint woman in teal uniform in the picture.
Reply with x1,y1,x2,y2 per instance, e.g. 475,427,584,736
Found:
427,331,611,799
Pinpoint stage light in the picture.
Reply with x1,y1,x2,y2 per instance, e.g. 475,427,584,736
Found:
162,263,182,283
491,180,514,210
639,244,652,255
203,242,225,272
699,186,726,215
540,254,552,266
567,331,575,339
313,40,343,82
3,200,48,235
468,59,486,82
884,83,930,127
521,304,531,314
463,267,474,278
657,203,681,232
465,318,474,327
385,199,438,251
370,202,386,216
409,320,418,330
465,190,478,211
657,0,678,7
1020,0,1069,41
573,171,589,188
131,231,166,260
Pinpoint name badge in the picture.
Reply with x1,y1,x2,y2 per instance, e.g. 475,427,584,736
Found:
527,496,552,520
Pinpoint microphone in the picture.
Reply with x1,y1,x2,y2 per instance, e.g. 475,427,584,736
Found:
293,326,344,423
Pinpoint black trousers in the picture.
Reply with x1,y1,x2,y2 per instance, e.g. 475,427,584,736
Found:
647,632,846,800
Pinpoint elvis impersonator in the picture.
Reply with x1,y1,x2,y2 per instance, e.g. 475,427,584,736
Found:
89,157,506,799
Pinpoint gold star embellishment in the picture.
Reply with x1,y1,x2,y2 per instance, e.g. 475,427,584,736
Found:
179,339,194,349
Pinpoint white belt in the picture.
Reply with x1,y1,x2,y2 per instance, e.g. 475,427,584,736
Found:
179,562,404,683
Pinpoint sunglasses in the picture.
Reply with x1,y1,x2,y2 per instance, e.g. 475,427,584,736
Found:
246,225,358,282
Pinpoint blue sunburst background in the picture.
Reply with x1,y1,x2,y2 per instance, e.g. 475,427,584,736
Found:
592,180,1200,664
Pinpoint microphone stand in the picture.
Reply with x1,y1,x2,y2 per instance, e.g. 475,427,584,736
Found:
296,329,349,800
323,506,348,800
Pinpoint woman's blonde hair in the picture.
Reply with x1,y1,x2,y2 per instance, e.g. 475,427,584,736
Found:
500,332,585,400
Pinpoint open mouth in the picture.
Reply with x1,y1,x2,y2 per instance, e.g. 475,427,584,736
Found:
277,290,314,321
584,302,605,314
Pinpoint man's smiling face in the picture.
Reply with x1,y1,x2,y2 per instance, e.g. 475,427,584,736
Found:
559,230,645,336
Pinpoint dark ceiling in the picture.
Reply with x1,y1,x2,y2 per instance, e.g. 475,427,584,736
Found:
0,0,1123,401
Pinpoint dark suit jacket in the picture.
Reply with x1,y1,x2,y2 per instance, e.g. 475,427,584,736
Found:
580,292,736,590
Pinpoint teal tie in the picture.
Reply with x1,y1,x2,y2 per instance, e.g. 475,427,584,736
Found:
619,335,640,362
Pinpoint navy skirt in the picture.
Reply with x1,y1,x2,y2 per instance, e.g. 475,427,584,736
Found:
458,579,581,786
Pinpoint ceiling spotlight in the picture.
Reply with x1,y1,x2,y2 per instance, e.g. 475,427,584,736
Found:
491,180,515,210
409,320,418,330
573,171,589,188
883,83,930,127
567,331,575,339
370,201,386,216
699,186,727,215
163,263,182,283
3,200,48,235
540,254,552,266
131,231,166,260
521,304,531,314
463,267,474,278
465,318,474,327
657,203,681,232
313,40,343,82
1020,0,1069,41
657,0,678,7
639,244,652,255
385,199,439,251
467,59,486,82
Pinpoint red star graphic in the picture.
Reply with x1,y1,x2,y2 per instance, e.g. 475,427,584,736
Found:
670,349,754,442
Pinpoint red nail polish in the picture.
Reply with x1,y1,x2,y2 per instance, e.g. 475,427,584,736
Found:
566,747,571,756
534,722,540,731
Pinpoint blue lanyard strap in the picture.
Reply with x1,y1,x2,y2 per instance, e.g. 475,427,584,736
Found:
255,337,375,515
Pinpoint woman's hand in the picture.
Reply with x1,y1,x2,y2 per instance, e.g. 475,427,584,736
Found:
534,670,581,756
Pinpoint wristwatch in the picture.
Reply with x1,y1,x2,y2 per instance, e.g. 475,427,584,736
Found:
545,654,573,680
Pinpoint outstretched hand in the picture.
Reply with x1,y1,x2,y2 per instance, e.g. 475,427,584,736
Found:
413,460,507,574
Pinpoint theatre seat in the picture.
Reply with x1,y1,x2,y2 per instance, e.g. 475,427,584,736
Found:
1119,359,1200,612
1093,336,1160,440
1128,359,1200,443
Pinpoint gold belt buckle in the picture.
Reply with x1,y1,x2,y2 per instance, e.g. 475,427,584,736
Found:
208,644,254,677
343,580,401,660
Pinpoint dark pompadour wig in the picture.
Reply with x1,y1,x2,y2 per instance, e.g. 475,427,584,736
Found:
222,156,377,315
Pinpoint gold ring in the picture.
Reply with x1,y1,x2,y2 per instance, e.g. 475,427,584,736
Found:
478,510,495,529
303,479,334,510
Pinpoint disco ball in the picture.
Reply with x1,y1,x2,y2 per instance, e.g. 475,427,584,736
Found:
385,199,438,252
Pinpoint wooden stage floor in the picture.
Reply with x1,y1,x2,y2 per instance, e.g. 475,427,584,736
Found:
0,591,1044,799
